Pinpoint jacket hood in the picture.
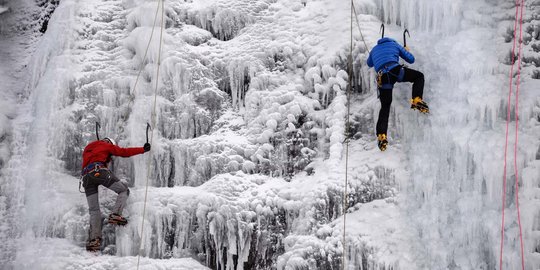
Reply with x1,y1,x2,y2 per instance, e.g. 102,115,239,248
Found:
377,37,397,44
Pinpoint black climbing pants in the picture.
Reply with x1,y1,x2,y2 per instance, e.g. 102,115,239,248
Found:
82,169,129,240
376,66,424,135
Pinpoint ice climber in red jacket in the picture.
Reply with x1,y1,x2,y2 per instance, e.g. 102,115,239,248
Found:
81,137,150,252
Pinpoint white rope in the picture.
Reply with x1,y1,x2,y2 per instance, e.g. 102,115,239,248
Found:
351,1,370,55
343,1,372,269
136,0,165,268
342,1,355,269
129,0,161,105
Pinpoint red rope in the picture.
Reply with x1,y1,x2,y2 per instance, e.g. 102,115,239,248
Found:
500,0,526,269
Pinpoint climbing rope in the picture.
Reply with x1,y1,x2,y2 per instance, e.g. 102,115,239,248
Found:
117,0,162,140
136,0,165,268
351,1,370,55
342,1,354,268
343,1,372,269
130,1,161,107
513,2,526,268
500,0,526,269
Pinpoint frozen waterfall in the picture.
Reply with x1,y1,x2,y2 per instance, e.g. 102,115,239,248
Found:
0,0,539,269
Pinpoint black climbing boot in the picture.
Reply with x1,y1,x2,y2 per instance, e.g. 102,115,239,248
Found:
411,97,429,114
108,213,128,226
377,134,388,151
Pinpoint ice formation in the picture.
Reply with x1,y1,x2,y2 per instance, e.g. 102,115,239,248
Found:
0,0,539,269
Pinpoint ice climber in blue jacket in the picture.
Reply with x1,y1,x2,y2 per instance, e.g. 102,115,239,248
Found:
367,37,429,151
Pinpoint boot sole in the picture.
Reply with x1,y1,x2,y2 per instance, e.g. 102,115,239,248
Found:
378,141,388,151
86,247,100,252
411,107,429,114
108,220,128,226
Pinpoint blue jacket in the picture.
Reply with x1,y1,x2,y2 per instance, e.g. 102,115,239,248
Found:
367,38,415,72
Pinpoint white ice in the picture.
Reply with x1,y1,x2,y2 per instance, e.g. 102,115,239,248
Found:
1,0,540,269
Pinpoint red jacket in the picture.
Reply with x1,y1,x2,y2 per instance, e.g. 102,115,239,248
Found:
82,140,145,169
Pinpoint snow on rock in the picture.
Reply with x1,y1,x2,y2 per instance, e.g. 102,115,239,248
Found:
15,237,209,270
178,25,213,46
278,199,415,270
30,136,404,269
0,6,8,15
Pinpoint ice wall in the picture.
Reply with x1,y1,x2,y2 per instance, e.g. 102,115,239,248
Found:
1,0,387,268
3,0,539,269
366,0,540,268
0,0,71,266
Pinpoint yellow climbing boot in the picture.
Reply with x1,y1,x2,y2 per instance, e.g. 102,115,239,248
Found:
411,97,429,114
377,134,388,151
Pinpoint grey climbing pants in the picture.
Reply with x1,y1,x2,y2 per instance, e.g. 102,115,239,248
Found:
82,169,129,240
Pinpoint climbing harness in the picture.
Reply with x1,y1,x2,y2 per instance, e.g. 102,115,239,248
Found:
499,1,526,269
136,0,164,268
376,63,405,90
81,162,107,176
78,162,108,193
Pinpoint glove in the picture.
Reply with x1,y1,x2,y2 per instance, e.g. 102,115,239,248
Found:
404,46,410,52
143,143,151,152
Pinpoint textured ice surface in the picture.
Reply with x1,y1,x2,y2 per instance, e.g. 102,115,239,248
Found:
1,0,540,269
15,237,209,270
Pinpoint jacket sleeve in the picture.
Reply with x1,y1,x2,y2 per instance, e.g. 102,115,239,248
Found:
109,145,145,157
398,45,415,64
367,53,374,68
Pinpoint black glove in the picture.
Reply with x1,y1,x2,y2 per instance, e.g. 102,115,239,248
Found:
143,143,151,152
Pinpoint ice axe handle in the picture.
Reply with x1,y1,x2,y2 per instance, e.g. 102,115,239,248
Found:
146,123,151,144
95,122,101,140
380,24,385,39
403,29,410,47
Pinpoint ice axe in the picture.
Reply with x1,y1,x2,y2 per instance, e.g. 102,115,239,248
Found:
146,123,151,144
403,29,410,47
380,24,385,39
95,122,101,140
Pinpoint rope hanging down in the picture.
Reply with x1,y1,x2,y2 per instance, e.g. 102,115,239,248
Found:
342,1,354,268
499,0,526,269
512,1,526,268
351,1,370,55
116,0,161,138
136,0,165,268
343,1,371,269
129,1,161,108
